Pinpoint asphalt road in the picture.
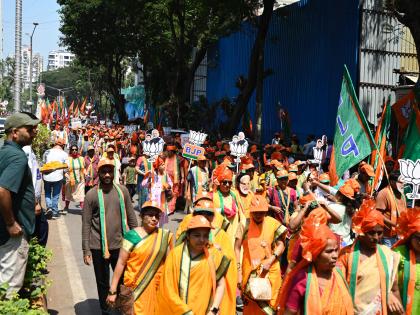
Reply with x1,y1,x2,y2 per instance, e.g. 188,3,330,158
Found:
46,195,185,315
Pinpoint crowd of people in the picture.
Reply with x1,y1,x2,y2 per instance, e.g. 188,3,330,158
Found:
0,111,419,315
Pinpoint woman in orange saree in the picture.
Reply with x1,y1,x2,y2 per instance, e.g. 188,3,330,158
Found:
277,215,354,315
106,201,173,314
175,194,237,315
235,195,287,315
157,215,231,315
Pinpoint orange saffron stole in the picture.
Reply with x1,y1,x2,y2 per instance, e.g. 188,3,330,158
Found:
401,247,416,315
304,265,354,315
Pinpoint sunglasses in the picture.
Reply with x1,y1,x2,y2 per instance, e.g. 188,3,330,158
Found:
221,180,232,186
70,148,78,151
143,212,161,219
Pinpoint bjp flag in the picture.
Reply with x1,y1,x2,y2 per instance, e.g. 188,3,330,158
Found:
329,66,375,185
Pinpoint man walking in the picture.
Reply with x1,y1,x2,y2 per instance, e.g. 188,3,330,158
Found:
0,112,40,296
43,138,69,219
82,158,138,315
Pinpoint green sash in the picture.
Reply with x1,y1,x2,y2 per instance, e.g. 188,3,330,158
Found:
98,184,127,258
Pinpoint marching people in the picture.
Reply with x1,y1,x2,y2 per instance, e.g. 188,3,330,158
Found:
42,138,69,219
175,194,237,315
123,157,138,201
376,171,407,247
84,145,100,193
164,145,183,214
141,156,173,226
0,112,40,296
212,165,245,244
393,208,420,315
235,195,287,314
106,200,173,314
157,215,230,314
64,144,85,211
338,200,403,315
135,153,153,209
82,158,138,315
277,215,354,315
23,144,48,246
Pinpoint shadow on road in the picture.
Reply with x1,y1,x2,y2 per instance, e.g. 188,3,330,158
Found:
74,298,101,315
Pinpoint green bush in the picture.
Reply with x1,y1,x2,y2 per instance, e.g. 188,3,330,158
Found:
32,124,51,160
0,284,46,315
20,239,52,300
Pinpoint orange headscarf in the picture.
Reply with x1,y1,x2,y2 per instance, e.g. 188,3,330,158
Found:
277,217,336,312
300,216,337,262
352,199,384,235
212,164,233,186
305,207,329,226
153,156,165,169
393,207,420,247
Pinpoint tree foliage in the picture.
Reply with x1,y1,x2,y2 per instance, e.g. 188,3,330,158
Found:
57,0,259,125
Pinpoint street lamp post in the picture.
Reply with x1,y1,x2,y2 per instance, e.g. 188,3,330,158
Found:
28,22,39,113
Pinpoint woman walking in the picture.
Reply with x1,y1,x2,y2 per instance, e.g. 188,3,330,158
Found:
106,201,173,314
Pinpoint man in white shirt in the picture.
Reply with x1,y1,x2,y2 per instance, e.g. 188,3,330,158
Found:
42,138,69,219
23,145,48,246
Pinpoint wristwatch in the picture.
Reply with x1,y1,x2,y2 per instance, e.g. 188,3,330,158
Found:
211,307,219,314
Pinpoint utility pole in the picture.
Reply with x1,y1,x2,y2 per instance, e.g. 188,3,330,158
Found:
13,0,22,112
28,22,38,113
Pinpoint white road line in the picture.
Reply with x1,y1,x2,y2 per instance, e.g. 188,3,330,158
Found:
56,218,88,303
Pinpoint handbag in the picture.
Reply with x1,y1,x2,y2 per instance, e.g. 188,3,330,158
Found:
115,284,134,315
248,275,272,301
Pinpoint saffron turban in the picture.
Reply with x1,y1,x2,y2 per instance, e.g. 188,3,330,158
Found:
352,199,384,235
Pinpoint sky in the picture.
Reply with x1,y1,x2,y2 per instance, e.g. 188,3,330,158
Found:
3,0,62,70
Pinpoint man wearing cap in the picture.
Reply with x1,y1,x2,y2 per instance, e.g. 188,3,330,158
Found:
82,158,138,315
105,145,121,184
357,162,374,195
267,169,299,226
0,112,39,295
165,145,183,214
376,171,407,247
235,195,287,314
79,133,92,157
187,155,210,202
42,138,69,219
84,145,99,194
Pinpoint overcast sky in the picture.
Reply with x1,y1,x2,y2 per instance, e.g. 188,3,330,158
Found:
3,0,62,69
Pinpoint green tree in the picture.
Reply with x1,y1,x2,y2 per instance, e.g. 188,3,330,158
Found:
57,0,259,125
0,57,16,111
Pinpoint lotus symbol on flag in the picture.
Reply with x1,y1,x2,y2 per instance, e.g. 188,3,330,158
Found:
398,159,420,199
189,130,207,146
142,129,165,162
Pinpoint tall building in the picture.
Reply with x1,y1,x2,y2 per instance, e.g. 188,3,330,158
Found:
22,46,43,89
47,50,75,71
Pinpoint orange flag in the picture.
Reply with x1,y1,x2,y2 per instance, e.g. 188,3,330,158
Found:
80,97,87,115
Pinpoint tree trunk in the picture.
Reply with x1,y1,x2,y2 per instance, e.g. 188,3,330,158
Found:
226,0,274,136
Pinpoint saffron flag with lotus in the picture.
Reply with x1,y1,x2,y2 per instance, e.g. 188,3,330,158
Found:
329,66,375,185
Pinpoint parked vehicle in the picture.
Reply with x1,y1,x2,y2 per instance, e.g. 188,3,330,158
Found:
0,117,6,135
